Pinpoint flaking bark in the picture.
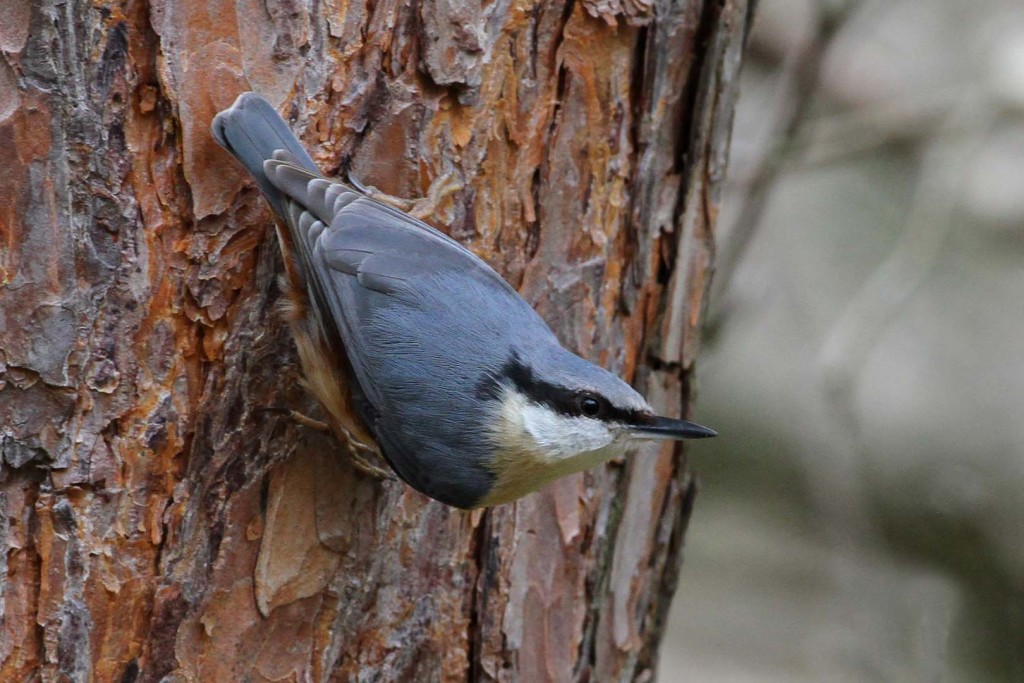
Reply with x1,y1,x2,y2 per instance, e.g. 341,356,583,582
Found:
0,0,750,680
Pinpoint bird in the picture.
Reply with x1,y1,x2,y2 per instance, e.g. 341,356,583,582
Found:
211,92,716,509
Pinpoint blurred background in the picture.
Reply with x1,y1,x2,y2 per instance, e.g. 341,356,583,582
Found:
659,0,1024,680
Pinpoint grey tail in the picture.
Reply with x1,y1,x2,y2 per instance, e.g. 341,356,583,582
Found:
211,92,321,216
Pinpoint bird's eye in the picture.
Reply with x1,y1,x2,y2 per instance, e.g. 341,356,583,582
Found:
576,394,605,418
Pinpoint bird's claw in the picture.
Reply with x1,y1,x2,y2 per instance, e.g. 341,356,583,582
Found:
332,427,394,481
260,407,394,481
347,169,464,222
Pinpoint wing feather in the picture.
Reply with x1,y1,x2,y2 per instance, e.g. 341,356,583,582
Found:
263,158,550,505
213,93,534,505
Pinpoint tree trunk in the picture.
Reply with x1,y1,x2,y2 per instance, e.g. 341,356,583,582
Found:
0,0,749,680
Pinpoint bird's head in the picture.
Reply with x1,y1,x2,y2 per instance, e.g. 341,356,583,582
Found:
477,350,715,506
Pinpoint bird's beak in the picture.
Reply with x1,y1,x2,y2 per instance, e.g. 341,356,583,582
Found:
629,416,717,440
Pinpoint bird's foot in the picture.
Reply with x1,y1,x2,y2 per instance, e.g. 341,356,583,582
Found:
285,409,331,432
347,169,464,221
260,407,394,480
333,428,394,481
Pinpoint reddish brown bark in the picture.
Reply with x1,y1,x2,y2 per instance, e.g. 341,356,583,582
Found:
0,0,749,680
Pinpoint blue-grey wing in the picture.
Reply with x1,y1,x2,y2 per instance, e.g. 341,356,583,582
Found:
264,160,552,505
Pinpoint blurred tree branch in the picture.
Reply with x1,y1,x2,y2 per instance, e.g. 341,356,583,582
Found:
710,0,855,332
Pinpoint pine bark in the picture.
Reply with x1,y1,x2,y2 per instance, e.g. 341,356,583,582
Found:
0,0,749,680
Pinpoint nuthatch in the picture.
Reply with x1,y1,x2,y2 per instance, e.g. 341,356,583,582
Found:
211,92,715,509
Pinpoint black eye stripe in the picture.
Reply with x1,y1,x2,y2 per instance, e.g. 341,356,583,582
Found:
476,352,648,424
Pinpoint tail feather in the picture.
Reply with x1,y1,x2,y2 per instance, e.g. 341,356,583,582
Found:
211,92,321,215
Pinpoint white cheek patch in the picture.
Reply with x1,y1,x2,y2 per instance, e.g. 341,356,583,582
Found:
519,401,614,461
